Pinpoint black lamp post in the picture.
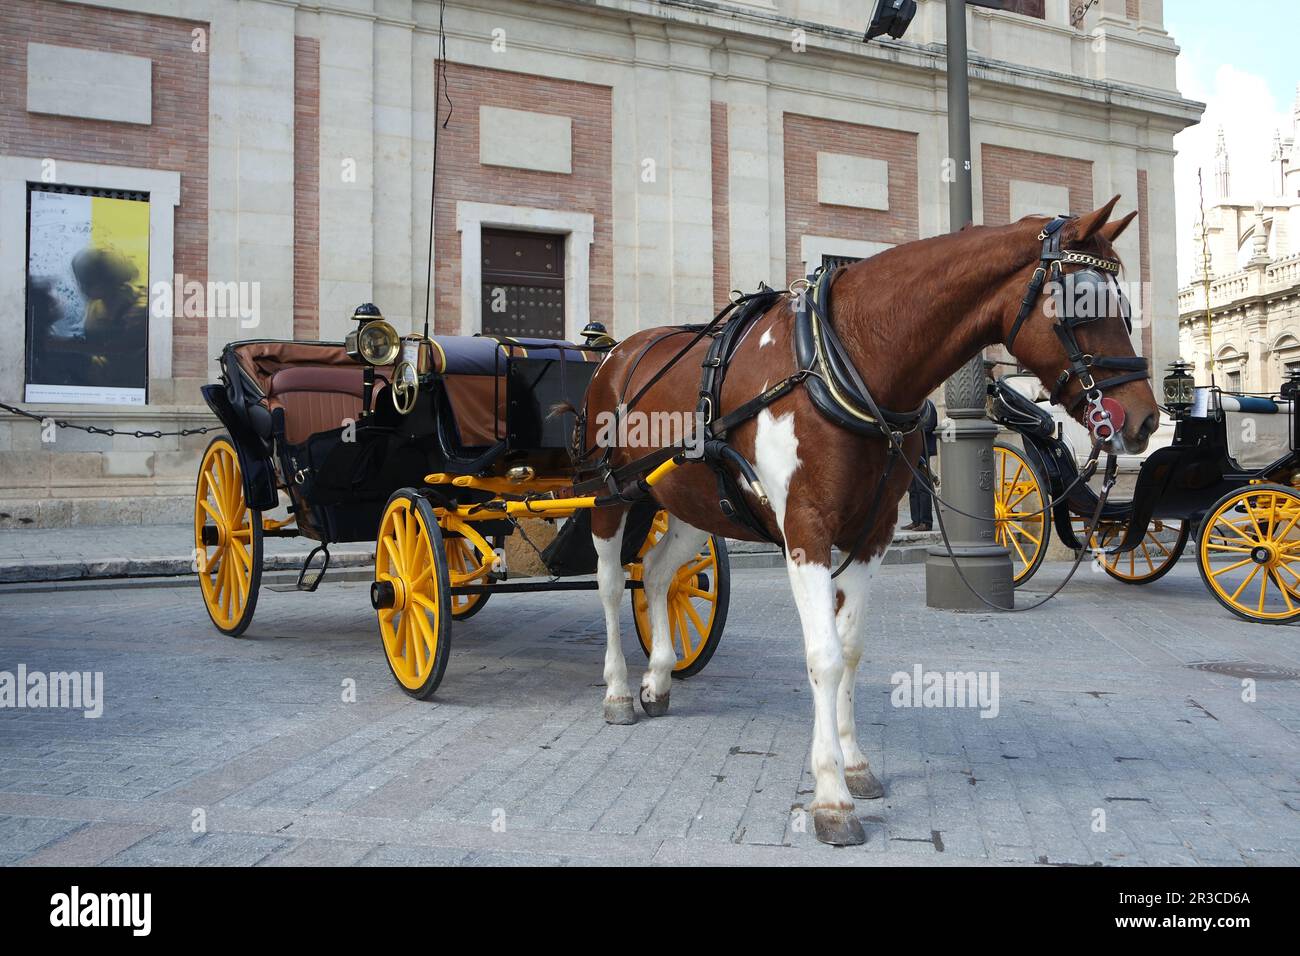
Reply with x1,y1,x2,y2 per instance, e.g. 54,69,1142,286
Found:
865,0,1013,609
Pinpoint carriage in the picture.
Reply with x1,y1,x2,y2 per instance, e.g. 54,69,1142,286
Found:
990,365,1300,623
194,306,729,698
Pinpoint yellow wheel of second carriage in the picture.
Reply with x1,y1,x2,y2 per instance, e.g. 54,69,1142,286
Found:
1196,484,1300,624
993,442,1050,585
194,435,262,636
374,490,452,698
628,511,730,679
1070,516,1188,584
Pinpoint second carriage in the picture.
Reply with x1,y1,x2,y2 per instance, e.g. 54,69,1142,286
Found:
194,306,730,698
990,364,1300,623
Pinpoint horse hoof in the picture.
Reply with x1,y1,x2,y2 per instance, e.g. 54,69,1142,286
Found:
846,766,884,800
813,808,866,846
639,689,670,718
604,697,636,725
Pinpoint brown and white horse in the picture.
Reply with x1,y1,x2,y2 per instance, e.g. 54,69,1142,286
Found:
583,197,1157,845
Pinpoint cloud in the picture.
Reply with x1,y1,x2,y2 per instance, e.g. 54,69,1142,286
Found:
1174,62,1292,285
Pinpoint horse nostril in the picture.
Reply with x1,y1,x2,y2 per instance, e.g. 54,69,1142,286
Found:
1135,412,1159,441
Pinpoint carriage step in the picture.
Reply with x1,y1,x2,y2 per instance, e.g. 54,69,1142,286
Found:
266,545,330,593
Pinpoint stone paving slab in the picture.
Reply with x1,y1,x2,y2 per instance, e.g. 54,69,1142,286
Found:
0,559,1296,866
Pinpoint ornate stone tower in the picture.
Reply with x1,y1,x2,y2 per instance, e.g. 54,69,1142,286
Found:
1215,126,1231,199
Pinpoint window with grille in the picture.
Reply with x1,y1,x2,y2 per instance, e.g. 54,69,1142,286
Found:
821,253,862,271
481,228,565,339
969,0,1045,17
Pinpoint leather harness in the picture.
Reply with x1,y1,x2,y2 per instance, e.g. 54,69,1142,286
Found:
1007,215,1147,434
574,213,1143,567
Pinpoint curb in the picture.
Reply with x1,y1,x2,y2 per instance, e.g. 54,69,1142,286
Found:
0,533,941,586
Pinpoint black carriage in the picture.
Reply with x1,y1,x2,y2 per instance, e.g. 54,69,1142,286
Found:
989,365,1300,622
195,306,728,697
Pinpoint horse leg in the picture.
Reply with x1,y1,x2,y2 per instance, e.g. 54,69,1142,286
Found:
834,557,885,800
592,508,635,725
785,549,865,845
637,514,708,717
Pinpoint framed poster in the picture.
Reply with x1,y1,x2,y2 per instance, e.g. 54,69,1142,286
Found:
25,186,150,405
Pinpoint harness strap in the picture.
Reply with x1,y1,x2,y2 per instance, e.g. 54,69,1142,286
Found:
831,444,899,579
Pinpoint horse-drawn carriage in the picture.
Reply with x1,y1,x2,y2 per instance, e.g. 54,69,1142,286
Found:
990,367,1300,623
195,306,729,698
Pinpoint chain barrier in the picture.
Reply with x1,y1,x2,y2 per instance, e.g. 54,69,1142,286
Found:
0,400,219,439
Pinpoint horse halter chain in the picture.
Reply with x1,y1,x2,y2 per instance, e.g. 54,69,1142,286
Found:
1005,215,1148,444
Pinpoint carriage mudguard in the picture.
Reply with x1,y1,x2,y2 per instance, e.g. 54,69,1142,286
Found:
200,384,279,512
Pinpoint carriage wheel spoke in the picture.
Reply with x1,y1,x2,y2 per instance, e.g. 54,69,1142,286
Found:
411,611,429,674
1271,569,1295,612
382,537,405,578
683,600,709,644
1005,529,1031,566
1209,556,1254,578
1139,541,1155,572
684,585,715,602
1230,564,1261,601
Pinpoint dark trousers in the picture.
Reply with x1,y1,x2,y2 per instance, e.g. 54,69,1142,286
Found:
908,457,932,525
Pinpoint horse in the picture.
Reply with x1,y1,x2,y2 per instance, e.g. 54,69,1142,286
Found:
579,196,1157,846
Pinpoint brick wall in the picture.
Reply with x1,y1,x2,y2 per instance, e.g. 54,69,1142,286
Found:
293,36,320,341
1137,167,1151,358
711,101,729,310
0,0,210,379
433,62,612,335
782,113,918,282
980,143,1094,226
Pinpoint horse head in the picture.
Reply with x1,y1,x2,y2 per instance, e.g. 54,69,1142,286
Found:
998,196,1159,454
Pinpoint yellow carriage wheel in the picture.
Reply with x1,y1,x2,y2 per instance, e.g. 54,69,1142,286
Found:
1196,484,1300,624
373,490,453,698
446,536,493,621
194,435,263,637
993,442,1050,586
1070,516,1189,584
628,510,731,679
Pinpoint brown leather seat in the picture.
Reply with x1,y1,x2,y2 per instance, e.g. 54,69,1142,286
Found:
266,366,366,445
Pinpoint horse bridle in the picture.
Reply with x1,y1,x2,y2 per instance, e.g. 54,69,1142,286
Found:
1006,215,1148,442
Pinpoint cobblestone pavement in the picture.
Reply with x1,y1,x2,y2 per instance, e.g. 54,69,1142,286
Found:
0,560,1297,867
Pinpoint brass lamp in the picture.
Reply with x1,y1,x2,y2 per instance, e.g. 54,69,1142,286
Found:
345,303,400,367
1163,360,1195,413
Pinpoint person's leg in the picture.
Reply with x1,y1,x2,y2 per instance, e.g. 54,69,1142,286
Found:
916,457,933,528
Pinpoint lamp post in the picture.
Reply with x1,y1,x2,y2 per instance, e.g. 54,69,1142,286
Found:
866,0,1013,609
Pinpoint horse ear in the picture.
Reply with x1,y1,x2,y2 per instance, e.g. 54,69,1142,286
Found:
1067,195,1121,243
1098,210,1138,243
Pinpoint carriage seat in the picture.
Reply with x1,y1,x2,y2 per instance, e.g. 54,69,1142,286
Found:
428,335,600,449
265,366,366,445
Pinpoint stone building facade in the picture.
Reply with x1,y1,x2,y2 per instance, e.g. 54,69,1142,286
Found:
0,0,1200,527
1178,90,1300,393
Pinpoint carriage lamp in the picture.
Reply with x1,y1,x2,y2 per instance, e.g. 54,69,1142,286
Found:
345,303,400,367
1163,360,1195,412
864,0,917,40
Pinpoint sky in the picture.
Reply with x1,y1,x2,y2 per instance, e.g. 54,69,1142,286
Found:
1166,0,1299,284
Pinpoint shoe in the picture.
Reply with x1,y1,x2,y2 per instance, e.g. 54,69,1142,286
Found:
900,522,920,531
916,523,932,532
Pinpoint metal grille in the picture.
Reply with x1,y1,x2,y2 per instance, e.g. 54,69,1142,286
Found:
481,228,565,339
821,254,862,271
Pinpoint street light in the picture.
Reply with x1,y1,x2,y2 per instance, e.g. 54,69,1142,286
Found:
865,0,917,40
865,0,1014,609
